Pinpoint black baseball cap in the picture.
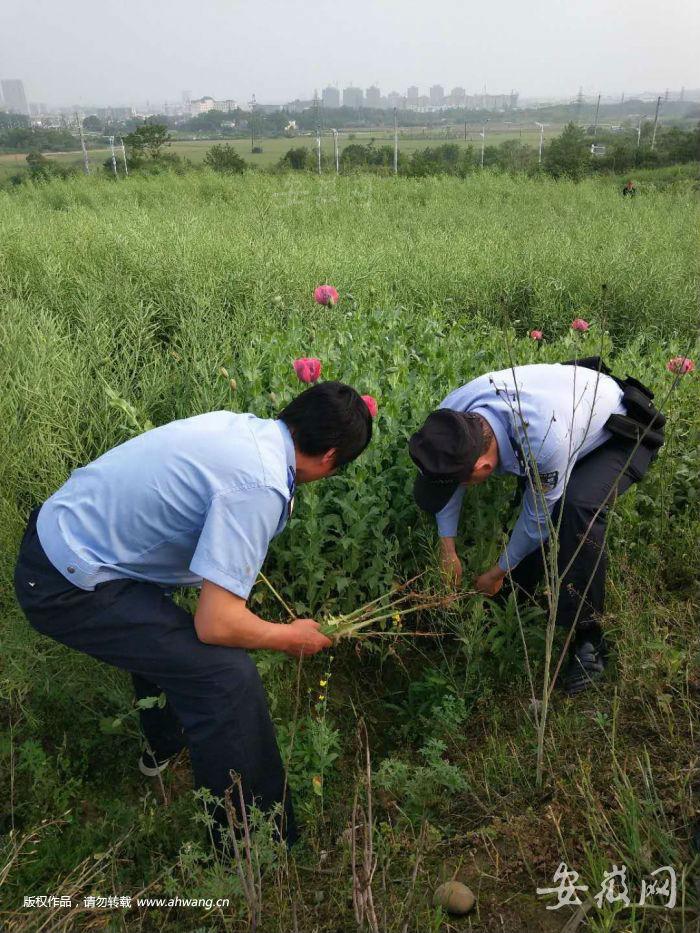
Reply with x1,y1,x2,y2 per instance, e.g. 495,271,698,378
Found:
409,409,483,513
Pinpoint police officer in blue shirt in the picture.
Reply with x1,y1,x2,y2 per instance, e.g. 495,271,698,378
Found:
409,360,664,696
14,381,373,848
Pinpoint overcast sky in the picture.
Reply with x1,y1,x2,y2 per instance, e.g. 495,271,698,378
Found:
1,0,698,107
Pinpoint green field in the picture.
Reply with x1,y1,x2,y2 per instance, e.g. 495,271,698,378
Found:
0,124,562,177
0,172,697,931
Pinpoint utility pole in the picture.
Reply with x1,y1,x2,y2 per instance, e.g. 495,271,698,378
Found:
75,113,90,174
593,93,601,136
119,137,129,175
393,107,398,175
108,135,118,176
464,119,467,140
651,95,662,150
480,119,488,168
535,122,547,164
332,129,339,173
314,92,322,174
249,94,256,153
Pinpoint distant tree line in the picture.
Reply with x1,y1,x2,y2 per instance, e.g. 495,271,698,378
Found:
0,126,82,152
3,120,698,188
275,122,700,180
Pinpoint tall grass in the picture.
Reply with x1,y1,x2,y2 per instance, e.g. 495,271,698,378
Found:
0,172,697,931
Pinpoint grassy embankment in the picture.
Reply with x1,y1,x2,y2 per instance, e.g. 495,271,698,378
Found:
0,172,697,932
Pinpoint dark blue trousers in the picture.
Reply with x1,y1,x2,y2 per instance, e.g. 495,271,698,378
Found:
13,508,297,848
509,437,657,644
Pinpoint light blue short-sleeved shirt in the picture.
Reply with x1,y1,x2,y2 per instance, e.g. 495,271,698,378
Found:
36,412,296,599
433,364,625,570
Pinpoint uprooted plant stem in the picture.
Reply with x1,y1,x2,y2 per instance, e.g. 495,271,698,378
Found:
259,571,474,642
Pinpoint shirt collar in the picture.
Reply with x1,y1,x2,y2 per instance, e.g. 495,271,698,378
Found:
470,406,521,476
275,419,297,497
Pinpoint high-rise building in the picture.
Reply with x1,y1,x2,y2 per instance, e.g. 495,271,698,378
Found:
430,85,444,106
365,85,381,108
406,85,419,101
96,107,135,122
387,91,403,109
342,86,363,108
450,86,467,106
189,96,217,115
213,99,237,113
322,86,340,108
1,79,29,114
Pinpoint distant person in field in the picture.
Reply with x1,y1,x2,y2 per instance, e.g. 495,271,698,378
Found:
14,382,372,850
622,179,637,197
409,361,664,696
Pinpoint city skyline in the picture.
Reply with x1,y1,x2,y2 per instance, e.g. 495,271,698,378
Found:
1,0,697,111
3,75,695,119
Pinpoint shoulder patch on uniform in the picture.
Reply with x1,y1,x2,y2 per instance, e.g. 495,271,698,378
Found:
539,470,559,489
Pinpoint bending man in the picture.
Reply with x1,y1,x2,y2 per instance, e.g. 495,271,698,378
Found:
409,360,663,696
14,382,373,847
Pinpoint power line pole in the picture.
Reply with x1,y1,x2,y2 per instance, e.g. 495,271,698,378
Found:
314,92,322,174
108,135,118,176
480,119,488,168
249,94,256,153
535,122,547,164
119,137,129,175
393,107,398,175
332,129,339,174
593,93,601,136
651,95,662,150
75,113,90,175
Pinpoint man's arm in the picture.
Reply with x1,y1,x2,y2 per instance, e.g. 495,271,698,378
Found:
436,486,467,584
194,579,331,657
497,447,570,573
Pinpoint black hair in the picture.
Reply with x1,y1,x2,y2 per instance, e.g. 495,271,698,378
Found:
472,413,495,457
279,381,372,467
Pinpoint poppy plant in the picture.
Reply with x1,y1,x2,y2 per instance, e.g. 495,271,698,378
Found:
313,285,339,307
529,330,543,341
571,318,590,332
666,356,695,375
361,395,378,418
293,358,322,383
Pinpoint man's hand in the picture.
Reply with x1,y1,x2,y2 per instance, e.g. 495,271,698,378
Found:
439,537,463,587
474,564,507,597
283,619,332,657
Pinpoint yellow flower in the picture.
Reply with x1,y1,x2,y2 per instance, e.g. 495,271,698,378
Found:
392,612,401,624
319,679,328,687
318,694,325,701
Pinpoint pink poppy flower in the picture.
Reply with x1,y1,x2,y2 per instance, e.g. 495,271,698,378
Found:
666,356,695,375
361,395,378,419
571,318,590,332
313,285,339,307
529,330,543,341
293,358,322,384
